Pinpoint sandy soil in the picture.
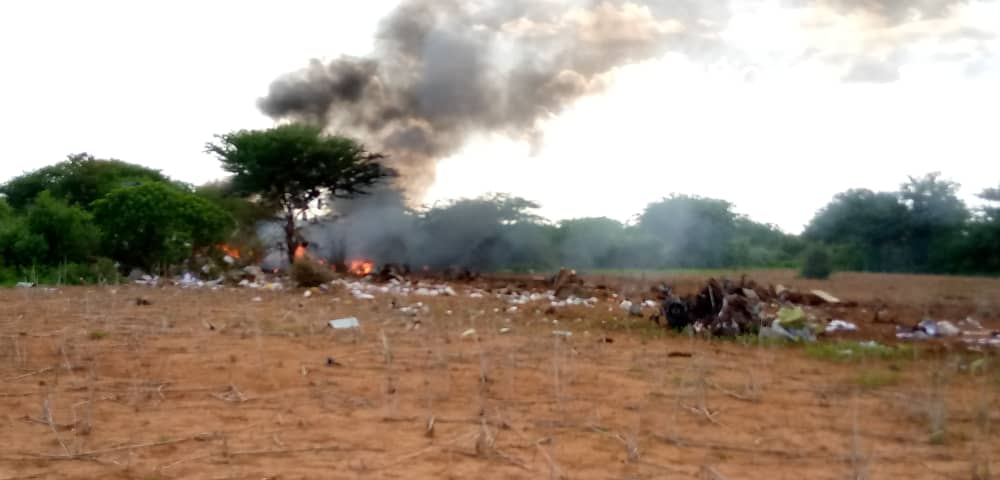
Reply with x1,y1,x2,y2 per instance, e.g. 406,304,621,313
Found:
1,272,998,479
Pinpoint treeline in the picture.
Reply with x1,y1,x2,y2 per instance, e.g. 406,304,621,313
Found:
804,174,1000,275
0,154,272,284
1,126,998,285
298,191,805,273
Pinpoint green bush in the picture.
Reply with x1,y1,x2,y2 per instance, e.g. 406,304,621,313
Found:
92,182,234,272
26,191,100,264
800,245,833,279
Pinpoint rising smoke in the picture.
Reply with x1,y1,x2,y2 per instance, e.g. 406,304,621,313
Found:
258,0,723,193
257,0,983,269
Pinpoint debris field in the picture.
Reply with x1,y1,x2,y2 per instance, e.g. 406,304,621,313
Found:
1,270,999,479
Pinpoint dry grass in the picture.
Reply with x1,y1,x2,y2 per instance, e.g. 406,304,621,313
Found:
0,272,998,479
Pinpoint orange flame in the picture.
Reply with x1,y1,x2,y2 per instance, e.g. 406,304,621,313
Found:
348,259,374,276
218,244,241,259
294,244,307,260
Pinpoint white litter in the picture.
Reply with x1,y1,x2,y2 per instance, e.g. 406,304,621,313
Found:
936,320,960,337
552,330,573,337
329,317,361,329
461,328,477,338
825,320,858,333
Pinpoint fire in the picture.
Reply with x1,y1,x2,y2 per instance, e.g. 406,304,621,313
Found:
348,259,374,276
218,244,241,259
294,244,307,260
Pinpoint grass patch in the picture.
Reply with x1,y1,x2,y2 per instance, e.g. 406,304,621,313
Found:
88,329,109,340
805,341,915,363
855,369,901,390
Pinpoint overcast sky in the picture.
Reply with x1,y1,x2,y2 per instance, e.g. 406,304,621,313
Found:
1,0,998,233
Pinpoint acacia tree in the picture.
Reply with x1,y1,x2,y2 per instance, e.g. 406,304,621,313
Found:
206,123,392,264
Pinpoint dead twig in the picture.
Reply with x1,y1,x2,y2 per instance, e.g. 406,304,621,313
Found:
707,380,756,402
42,398,72,457
681,403,722,426
34,432,218,460
211,384,248,403
701,465,729,480
4,367,53,382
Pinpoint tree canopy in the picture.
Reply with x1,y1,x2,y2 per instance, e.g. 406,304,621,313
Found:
206,123,393,263
91,182,233,272
0,153,171,210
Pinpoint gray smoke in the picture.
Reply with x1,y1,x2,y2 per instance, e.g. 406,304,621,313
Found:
259,0,725,194
257,0,985,269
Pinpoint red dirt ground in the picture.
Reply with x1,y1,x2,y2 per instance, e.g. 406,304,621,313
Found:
1,271,998,479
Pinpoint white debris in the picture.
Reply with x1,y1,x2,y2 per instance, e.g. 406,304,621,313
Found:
442,286,457,296
499,327,512,334
507,306,518,313
811,290,841,303
643,300,658,308
303,290,313,298
469,292,484,299
223,255,235,265
15,282,35,288
329,317,360,329
960,317,984,331
252,296,262,302
619,300,633,311
825,320,857,333
462,328,477,338
552,330,573,337
353,292,375,300
398,302,427,315
936,320,960,337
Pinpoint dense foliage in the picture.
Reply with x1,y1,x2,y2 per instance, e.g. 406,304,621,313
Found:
0,155,239,282
206,123,394,264
804,173,998,275
92,182,233,272
1,139,998,285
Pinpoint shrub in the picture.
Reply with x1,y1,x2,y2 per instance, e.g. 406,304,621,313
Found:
800,245,833,279
92,182,234,272
291,259,333,287
26,191,100,264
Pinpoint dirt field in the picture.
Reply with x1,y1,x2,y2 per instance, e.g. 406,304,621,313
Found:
1,271,998,479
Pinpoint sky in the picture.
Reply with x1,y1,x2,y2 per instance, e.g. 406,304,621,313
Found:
1,0,998,233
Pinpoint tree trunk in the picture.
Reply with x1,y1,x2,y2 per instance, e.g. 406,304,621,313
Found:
284,210,297,266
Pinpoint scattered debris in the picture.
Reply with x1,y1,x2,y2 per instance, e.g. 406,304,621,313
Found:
552,330,573,337
326,357,341,367
936,320,961,337
135,297,152,306
960,317,984,331
825,319,857,333
212,384,248,403
329,317,361,330
811,290,841,304
15,282,35,288
462,329,477,338
667,351,693,358
499,327,512,334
